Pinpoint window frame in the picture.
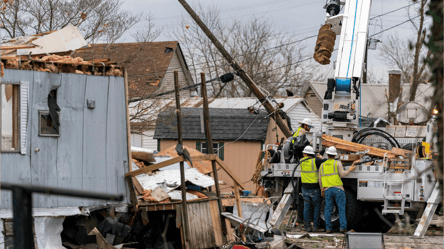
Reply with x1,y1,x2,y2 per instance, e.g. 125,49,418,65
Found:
38,110,61,137
0,82,21,153
197,141,224,160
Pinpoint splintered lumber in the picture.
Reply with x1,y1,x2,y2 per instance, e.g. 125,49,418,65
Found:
215,157,245,190
322,134,399,158
125,154,217,177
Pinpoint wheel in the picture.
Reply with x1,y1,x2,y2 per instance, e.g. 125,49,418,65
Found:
320,188,363,231
354,205,396,233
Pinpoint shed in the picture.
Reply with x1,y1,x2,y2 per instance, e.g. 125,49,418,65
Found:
131,97,322,151
154,108,269,192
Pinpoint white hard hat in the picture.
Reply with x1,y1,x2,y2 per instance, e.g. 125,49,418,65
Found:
302,146,315,155
326,146,338,156
300,118,313,127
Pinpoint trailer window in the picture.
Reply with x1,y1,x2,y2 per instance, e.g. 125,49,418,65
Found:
1,83,20,152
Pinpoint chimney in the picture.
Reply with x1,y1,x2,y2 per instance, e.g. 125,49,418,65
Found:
388,69,401,103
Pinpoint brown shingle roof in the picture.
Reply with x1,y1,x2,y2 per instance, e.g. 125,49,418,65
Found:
75,41,179,98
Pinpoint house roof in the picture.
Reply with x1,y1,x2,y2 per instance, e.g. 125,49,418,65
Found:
153,107,269,141
130,97,307,129
308,82,435,119
75,41,183,98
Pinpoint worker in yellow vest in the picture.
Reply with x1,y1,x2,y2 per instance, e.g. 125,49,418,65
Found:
300,146,326,232
292,118,313,143
319,146,356,233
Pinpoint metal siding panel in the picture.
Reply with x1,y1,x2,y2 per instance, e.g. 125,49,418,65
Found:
82,75,109,206
30,72,62,208
106,76,129,205
0,69,34,209
56,73,87,207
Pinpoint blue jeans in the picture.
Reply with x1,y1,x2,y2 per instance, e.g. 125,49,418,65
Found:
324,187,347,231
302,188,321,229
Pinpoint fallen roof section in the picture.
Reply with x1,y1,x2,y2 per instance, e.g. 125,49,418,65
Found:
0,25,122,76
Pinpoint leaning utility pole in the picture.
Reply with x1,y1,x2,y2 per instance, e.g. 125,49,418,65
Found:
177,0,293,138
174,71,190,248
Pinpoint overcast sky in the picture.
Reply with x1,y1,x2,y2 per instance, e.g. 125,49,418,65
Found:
121,0,431,83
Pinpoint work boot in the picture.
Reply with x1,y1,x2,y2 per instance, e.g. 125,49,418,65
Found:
340,229,347,233
304,222,312,232
312,227,325,232
326,230,332,234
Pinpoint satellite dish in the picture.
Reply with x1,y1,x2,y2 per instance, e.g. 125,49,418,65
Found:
397,101,428,124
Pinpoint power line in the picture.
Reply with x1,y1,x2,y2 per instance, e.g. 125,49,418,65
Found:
369,15,419,37
130,12,420,79
369,1,419,21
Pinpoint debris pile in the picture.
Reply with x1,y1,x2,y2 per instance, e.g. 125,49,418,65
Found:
0,24,123,76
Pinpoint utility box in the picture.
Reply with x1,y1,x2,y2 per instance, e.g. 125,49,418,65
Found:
346,232,384,249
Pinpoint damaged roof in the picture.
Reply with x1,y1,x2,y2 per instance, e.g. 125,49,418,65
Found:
1,24,89,57
75,41,184,99
154,107,269,141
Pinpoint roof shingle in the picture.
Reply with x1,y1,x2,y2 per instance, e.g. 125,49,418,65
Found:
75,41,179,98
154,108,269,141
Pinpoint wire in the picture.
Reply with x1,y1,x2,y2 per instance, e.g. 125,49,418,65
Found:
369,2,419,21
370,15,419,37
216,113,262,153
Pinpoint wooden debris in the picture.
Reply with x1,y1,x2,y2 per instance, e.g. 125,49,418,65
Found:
322,134,399,158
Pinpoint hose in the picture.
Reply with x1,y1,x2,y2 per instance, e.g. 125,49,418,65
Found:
356,132,399,149
352,128,400,148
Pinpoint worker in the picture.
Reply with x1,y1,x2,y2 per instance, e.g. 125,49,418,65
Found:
292,118,313,141
319,146,356,233
300,146,326,232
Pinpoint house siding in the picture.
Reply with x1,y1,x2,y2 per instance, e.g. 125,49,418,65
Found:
156,48,191,98
159,140,261,192
0,69,130,210
304,89,323,117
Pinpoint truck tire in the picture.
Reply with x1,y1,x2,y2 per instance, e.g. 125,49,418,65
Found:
354,206,396,233
320,188,363,231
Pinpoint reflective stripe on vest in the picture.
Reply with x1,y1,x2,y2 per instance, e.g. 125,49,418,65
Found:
292,127,303,144
300,157,318,183
320,159,343,188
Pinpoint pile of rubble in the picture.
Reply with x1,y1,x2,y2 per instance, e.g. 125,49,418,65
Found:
0,24,123,77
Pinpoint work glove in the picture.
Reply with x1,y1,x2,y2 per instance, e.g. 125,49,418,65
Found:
321,188,325,197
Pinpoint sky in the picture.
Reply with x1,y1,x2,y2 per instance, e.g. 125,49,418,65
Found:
120,0,432,83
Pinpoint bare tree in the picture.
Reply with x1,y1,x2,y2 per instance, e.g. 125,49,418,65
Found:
377,0,431,101
168,4,314,97
0,0,141,44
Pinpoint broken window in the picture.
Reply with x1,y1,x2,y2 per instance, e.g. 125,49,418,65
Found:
39,90,61,137
1,83,20,152
39,111,60,136
196,142,224,160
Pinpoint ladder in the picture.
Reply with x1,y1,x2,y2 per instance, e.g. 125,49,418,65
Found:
412,182,442,238
382,171,407,215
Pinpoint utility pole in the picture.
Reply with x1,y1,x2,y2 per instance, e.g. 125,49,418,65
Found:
200,73,227,239
177,0,293,137
174,71,189,248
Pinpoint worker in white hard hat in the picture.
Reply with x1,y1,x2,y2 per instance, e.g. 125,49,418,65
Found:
292,118,313,144
319,146,356,233
299,145,326,232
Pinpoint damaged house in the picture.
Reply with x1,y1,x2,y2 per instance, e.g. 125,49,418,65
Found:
0,25,131,247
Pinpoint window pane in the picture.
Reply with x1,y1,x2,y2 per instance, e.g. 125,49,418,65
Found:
1,84,19,151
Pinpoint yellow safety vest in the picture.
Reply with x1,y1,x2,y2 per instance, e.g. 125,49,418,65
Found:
300,157,318,183
320,159,343,188
292,127,304,144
